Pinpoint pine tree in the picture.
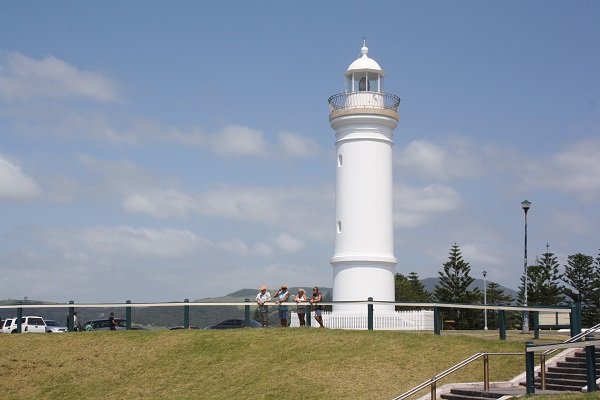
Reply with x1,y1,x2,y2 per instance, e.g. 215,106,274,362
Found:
485,281,517,329
395,272,431,310
562,253,595,326
434,243,481,329
520,252,563,306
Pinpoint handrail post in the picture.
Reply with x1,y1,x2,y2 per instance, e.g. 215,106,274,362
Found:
244,299,250,326
433,306,441,335
540,353,546,391
126,300,132,330
533,311,540,339
367,297,374,331
68,300,75,332
430,380,436,400
483,353,489,391
570,300,582,337
525,342,535,395
184,299,190,329
585,335,597,392
498,309,506,340
306,303,312,327
16,306,22,333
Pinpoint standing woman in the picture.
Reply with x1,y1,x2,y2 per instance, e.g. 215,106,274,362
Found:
310,287,324,328
294,288,307,327
274,284,290,327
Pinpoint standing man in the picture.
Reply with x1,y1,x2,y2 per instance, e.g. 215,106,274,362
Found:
73,312,81,331
109,312,117,331
256,285,271,327
310,287,324,328
274,284,290,327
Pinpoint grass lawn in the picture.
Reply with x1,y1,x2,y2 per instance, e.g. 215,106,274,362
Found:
0,329,570,399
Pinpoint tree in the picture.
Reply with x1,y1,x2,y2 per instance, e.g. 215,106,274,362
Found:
434,243,481,329
484,281,517,329
562,253,596,326
519,252,563,307
395,272,431,310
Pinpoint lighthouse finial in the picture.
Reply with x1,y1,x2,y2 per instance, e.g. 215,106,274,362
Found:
361,37,368,57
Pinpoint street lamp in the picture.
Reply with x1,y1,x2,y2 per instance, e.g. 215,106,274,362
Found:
482,270,488,330
521,199,531,333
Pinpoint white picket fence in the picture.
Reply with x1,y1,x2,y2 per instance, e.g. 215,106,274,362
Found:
289,310,434,330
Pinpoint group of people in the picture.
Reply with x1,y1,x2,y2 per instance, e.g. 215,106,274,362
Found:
255,285,324,328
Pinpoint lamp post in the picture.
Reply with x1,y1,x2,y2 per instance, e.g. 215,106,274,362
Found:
521,199,531,333
483,270,488,330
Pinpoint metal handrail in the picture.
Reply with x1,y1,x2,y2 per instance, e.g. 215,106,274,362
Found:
392,352,521,400
537,322,600,390
328,91,400,112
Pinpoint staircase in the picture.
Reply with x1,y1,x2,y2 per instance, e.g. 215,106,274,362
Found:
527,348,600,391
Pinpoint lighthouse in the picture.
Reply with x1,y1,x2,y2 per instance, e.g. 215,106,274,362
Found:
328,43,400,313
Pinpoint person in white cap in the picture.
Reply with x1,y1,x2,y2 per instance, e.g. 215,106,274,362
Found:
256,285,271,327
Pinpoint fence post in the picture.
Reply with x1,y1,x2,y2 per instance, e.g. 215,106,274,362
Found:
533,311,539,340
367,297,374,331
16,306,23,333
244,299,250,326
68,301,75,331
125,300,132,330
525,341,535,394
433,306,441,335
306,304,312,327
585,335,597,392
498,309,506,340
184,299,190,329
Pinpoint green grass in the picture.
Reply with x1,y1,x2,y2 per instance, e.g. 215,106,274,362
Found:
0,329,571,400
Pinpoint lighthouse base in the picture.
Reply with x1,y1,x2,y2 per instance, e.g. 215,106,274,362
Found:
331,260,396,313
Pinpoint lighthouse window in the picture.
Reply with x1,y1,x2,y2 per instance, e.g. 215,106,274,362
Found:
337,221,342,233
358,77,368,91
338,154,343,167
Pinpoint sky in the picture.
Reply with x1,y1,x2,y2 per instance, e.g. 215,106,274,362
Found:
0,1,599,303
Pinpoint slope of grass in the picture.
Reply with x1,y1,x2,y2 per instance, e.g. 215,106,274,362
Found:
0,329,556,400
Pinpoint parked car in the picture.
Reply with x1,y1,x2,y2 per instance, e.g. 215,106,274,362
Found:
1,318,16,334
81,318,126,331
44,319,68,333
18,316,47,333
168,325,200,330
204,319,262,329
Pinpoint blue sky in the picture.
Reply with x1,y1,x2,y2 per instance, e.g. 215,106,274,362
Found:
1,1,599,302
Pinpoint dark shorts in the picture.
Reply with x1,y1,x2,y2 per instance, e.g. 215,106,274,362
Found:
315,309,322,317
278,309,288,319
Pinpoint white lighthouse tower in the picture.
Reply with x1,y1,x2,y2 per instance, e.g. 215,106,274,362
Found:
328,43,400,313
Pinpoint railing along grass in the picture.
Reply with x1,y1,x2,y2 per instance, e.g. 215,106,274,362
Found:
0,329,555,400
532,395,599,400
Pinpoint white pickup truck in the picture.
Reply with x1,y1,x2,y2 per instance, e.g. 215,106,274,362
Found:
1,316,47,333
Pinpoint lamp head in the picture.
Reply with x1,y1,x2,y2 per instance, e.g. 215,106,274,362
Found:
521,199,531,212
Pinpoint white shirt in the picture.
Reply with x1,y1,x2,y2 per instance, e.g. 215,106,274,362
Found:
256,291,271,305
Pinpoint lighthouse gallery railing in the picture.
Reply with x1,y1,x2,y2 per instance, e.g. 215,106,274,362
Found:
328,91,400,113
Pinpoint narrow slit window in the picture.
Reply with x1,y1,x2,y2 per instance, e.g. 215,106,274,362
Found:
338,154,343,167
337,221,342,233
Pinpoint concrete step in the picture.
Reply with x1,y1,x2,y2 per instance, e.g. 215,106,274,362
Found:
547,366,586,374
446,389,503,399
540,372,587,380
535,382,584,391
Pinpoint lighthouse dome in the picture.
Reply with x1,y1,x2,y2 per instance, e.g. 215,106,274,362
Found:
345,45,384,76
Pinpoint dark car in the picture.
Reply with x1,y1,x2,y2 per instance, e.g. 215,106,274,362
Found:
82,318,126,331
204,319,262,329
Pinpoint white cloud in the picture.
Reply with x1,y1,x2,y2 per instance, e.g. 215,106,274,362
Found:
0,156,40,201
0,52,120,102
520,138,600,201
460,243,504,266
211,125,268,156
394,183,462,227
273,233,305,253
123,190,198,218
395,138,483,181
277,131,320,158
